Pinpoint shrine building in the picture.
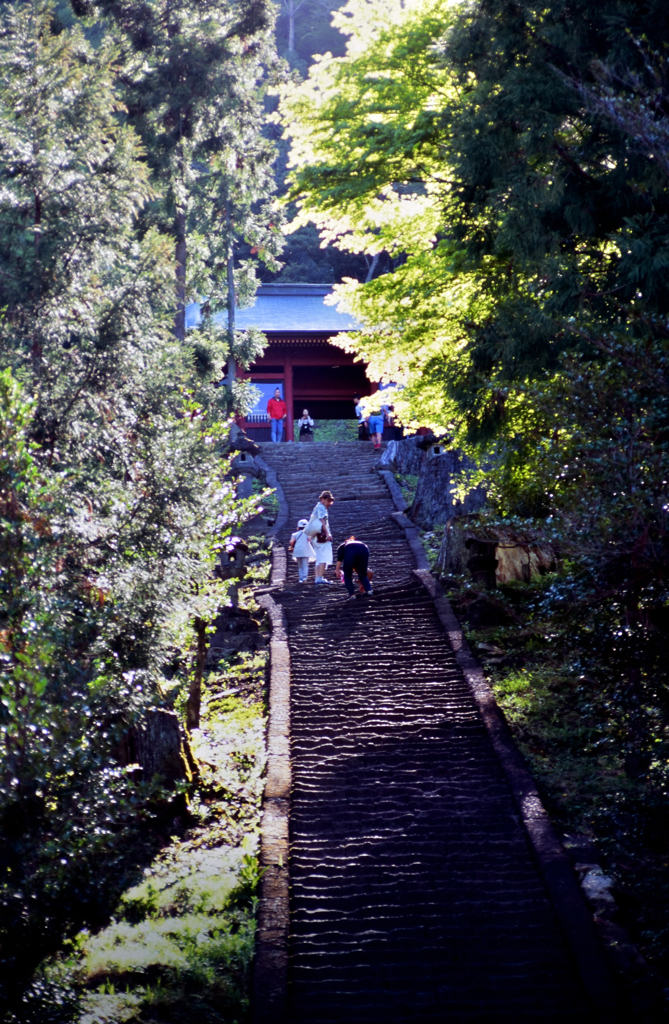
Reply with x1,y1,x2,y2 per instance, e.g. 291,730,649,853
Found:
186,283,374,441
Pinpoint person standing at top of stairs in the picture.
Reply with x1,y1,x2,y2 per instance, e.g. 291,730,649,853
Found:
297,409,315,442
267,388,287,442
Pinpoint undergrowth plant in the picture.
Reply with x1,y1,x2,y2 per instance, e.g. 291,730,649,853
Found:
448,570,669,983
15,644,270,1024
300,419,358,443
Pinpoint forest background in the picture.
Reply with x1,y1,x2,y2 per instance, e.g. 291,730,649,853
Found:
3,0,669,1016
0,0,288,1019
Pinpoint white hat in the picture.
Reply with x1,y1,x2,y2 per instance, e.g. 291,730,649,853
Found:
298,518,308,528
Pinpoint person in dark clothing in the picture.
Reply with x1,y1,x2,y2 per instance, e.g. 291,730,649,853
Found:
336,536,372,597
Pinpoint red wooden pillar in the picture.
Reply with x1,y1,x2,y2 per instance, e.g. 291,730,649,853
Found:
284,353,294,441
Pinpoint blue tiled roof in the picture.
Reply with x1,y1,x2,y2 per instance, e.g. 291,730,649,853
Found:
185,283,361,333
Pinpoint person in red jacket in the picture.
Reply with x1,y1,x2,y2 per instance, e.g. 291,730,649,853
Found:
267,387,287,442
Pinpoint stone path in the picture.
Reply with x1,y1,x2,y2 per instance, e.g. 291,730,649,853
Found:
259,442,606,1023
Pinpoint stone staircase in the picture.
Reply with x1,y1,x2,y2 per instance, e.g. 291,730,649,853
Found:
259,442,598,1023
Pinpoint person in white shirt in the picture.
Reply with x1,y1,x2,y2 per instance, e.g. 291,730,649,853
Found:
305,490,334,583
297,409,315,442
288,518,316,583
353,394,368,441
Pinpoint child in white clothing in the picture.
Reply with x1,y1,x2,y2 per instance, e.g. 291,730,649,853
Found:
288,518,316,583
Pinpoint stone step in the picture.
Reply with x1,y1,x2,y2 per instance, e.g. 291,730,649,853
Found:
258,448,594,1023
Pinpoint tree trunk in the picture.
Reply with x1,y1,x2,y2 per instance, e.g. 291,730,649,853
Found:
365,252,380,283
225,199,237,413
34,190,41,282
31,190,42,374
186,615,207,731
286,0,309,53
134,708,190,785
288,0,295,51
175,207,187,341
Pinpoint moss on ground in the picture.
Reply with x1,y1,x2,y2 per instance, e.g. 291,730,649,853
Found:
250,479,279,528
58,648,268,1024
418,524,444,569
30,552,272,1023
394,472,419,508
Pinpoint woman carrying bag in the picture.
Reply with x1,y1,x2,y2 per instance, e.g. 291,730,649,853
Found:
305,490,334,584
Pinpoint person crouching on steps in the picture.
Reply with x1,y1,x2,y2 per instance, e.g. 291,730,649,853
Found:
288,518,315,583
336,536,372,598
305,490,334,584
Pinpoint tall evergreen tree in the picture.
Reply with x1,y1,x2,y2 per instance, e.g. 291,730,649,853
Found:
90,0,283,345
0,4,261,1002
441,0,669,382
0,0,154,384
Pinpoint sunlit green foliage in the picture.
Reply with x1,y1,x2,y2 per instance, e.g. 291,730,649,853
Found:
3,651,268,1023
70,677,267,1024
283,0,669,601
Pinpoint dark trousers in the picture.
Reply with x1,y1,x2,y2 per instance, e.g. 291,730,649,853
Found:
343,544,371,595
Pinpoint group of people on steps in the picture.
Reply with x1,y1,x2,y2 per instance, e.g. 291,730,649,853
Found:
267,386,397,448
354,394,397,449
288,490,373,600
